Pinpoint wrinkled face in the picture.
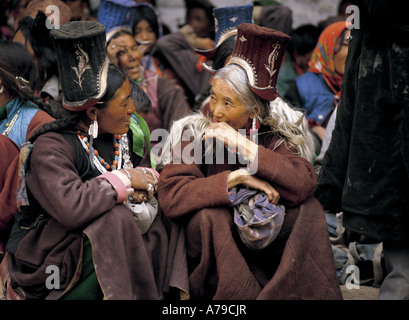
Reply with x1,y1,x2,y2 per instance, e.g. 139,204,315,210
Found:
209,78,252,130
334,29,351,75
115,34,143,81
97,78,136,135
134,19,156,54
187,8,212,38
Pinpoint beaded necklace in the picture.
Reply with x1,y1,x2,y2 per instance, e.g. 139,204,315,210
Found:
77,131,122,173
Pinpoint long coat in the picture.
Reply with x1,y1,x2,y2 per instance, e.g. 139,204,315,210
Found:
314,0,409,243
158,126,342,299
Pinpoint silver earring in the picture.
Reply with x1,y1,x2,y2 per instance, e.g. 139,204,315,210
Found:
252,117,256,131
88,115,98,139
0,86,4,94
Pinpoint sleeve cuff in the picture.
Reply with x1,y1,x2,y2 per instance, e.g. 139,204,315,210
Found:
97,171,133,203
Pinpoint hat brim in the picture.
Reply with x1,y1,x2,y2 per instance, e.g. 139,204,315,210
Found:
201,61,279,101
194,29,238,60
195,47,218,60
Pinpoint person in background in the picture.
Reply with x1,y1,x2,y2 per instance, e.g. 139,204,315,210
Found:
276,24,321,97
194,3,254,113
0,135,20,270
158,23,341,300
315,0,409,300
128,77,157,170
318,0,355,31
0,39,55,279
12,0,72,101
284,21,351,154
62,0,92,22
252,0,293,35
3,0,30,34
155,0,215,108
107,28,191,139
132,2,182,90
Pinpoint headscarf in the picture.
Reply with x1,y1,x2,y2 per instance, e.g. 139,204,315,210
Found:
308,21,349,100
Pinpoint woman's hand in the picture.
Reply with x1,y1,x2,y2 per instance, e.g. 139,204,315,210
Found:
107,38,127,65
129,190,149,203
227,168,280,204
121,167,156,201
195,37,215,50
203,122,258,163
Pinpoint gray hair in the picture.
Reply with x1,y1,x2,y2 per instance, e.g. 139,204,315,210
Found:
160,64,316,165
212,64,271,119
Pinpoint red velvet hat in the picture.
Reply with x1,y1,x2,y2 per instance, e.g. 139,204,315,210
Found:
202,23,291,101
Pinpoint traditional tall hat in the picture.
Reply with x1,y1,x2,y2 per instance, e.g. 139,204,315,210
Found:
202,23,290,101
195,3,254,60
97,0,136,35
50,21,110,111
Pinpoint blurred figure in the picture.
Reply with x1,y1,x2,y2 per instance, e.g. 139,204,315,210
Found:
0,135,19,264
315,0,409,300
0,40,54,262
252,0,293,35
156,0,215,107
4,0,30,33
62,0,92,21
276,24,321,97
284,21,351,153
12,0,72,100
132,2,183,90
319,0,355,31
107,28,191,136
194,3,254,113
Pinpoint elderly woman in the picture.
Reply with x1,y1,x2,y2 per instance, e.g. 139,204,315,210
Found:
157,23,342,300
2,21,187,300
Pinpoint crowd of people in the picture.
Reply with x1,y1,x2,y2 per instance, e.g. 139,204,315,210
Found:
0,0,407,301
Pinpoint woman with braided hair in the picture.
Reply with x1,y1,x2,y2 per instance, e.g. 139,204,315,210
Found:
2,21,188,300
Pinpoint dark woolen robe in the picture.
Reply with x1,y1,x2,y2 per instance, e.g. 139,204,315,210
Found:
5,132,188,299
158,126,342,300
314,0,409,243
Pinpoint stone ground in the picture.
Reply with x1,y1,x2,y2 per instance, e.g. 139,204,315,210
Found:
340,285,380,300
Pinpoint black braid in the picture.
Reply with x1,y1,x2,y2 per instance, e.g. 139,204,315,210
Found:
29,99,82,143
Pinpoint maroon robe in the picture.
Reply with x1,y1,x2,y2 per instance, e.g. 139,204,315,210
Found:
158,127,342,300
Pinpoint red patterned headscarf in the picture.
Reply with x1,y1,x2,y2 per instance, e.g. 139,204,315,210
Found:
308,21,349,100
